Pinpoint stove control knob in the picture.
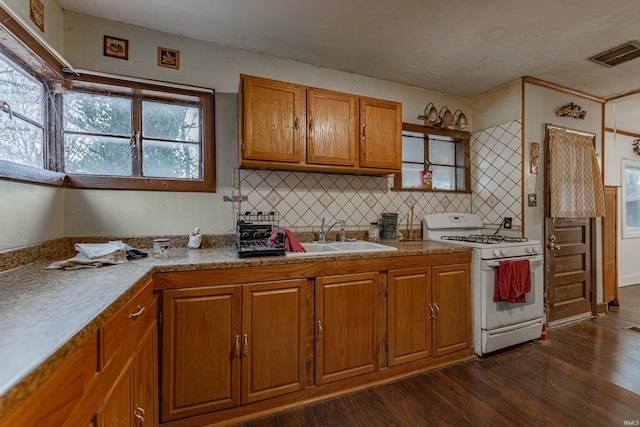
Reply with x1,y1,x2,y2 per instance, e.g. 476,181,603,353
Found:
531,246,540,254
253,232,261,239
241,232,250,240
493,249,501,257
525,247,532,254
500,250,507,257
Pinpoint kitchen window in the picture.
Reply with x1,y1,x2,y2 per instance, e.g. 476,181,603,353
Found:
62,77,214,191
0,51,47,170
394,122,470,192
622,158,640,238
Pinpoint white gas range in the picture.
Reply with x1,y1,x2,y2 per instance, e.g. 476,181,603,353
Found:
423,213,544,356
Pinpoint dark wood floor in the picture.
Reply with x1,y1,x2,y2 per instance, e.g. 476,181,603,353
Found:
236,285,640,427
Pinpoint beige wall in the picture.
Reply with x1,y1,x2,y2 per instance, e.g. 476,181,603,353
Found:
471,78,522,132
0,181,65,250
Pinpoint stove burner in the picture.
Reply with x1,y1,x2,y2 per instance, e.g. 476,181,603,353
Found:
441,234,529,244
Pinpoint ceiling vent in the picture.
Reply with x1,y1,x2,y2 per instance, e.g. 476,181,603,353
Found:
589,41,640,67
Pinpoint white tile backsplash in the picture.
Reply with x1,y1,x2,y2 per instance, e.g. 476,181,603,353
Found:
240,169,472,233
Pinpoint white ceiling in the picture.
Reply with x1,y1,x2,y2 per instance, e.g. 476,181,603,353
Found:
56,0,640,130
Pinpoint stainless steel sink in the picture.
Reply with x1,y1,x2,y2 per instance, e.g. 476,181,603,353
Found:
285,240,397,257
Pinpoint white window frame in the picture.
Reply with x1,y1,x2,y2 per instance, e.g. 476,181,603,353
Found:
621,157,640,239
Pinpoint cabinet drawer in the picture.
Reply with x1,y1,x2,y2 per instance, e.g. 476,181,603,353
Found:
101,281,155,369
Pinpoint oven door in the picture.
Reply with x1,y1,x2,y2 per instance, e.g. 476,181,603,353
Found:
481,255,544,330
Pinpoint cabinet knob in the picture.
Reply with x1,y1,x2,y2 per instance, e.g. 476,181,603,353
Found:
294,117,300,130
309,116,314,131
316,320,323,341
428,303,435,320
433,302,440,320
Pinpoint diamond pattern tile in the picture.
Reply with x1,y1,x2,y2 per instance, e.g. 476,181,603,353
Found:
240,169,472,231
471,120,522,228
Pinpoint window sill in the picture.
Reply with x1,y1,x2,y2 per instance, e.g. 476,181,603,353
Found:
0,160,216,192
391,186,471,194
0,160,66,187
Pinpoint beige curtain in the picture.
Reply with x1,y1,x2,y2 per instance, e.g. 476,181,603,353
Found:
547,126,605,218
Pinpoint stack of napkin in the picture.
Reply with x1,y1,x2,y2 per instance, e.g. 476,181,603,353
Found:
48,241,130,270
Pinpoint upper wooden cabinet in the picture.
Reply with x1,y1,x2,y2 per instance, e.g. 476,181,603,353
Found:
239,74,402,175
359,97,402,170
307,88,358,167
241,77,305,163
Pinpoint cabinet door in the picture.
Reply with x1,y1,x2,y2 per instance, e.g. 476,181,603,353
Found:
315,273,378,384
133,319,158,427
241,279,308,404
359,98,402,170
388,268,432,366
432,264,471,356
307,88,357,166
161,285,241,422
99,367,133,427
241,76,305,163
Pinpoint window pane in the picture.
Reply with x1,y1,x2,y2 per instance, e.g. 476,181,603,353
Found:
401,163,424,188
0,52,43,123
142,101,200,142
143,140,200,179
0,115,43,168
64,135,132,175
429,138,455,165
433,165,455,190
402,134,424,163
64,92,131,136
624,168,640,198
626,200,640,229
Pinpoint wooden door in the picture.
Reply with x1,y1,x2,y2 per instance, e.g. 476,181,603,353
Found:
603,186,619,305
315,273,378,384
241,75,305,163
133,320,158,427
161,285,241,422
432,264,471,356
387,268,432,366
307,88,357,166
241,279,307,404
359,98,402,170
545,218,593,323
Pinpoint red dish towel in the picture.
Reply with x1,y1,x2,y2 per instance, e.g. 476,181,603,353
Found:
268,228,307,253
493,259,531,303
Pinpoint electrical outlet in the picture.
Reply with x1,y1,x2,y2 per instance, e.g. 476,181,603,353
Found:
503,217,512,229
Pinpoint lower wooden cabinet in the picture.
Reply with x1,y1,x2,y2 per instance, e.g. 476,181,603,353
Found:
387,268,432,366
98,295,158,427
160,279,308,423
387,263,471,366
432,264,471,356
315,273,379,384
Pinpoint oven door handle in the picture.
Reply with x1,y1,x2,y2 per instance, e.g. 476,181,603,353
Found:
486,255,543,268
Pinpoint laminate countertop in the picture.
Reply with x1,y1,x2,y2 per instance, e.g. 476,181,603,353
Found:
0,240,470,421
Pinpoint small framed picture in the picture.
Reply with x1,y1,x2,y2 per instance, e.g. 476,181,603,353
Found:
30,0,45,32
158,47,180,69
103,35,128,60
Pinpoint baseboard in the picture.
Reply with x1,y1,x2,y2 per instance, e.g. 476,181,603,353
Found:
596,302,608,315
619,274,640,287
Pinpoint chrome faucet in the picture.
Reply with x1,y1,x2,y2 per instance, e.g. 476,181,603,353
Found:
319,218,347,242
